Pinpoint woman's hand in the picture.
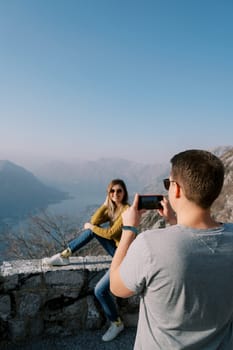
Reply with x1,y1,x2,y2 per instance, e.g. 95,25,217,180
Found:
84,222,94,230
157,196,177,225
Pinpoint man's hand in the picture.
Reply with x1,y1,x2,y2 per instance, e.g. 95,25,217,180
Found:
122,193,143,227
157,196,177,225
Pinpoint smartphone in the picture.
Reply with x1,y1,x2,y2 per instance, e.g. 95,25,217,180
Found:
138,194,163,210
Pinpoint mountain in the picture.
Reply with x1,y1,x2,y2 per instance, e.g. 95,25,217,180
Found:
1,145,231,228
212,146,233,222
33,157,169,196
0,160,69,222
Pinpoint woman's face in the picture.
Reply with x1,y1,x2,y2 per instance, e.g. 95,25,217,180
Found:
109,184,125,205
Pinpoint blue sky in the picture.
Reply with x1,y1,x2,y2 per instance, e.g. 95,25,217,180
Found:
0,0,232,166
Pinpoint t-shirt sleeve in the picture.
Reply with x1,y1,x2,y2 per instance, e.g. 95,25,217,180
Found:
119,233,150,294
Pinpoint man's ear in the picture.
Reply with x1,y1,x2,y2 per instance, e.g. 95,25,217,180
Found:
175,182,181,198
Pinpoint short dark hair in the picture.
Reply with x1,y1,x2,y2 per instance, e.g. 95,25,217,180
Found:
170,149,225,208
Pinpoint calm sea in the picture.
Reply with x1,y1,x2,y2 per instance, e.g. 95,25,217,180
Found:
47,190,102,219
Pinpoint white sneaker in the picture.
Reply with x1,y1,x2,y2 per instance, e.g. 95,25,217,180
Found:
42,253,70,266
102,318,124,342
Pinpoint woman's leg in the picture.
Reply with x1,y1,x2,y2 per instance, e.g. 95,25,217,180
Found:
67,229,95,253
94,269,119,322
44,229,116,266
95,269,124,341
44,229,96,266
67,229,116,256
94,235,116,257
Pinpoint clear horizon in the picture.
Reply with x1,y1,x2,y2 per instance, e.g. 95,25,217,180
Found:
1,1,233,167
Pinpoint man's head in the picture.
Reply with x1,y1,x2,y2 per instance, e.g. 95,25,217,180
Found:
170,149,225,209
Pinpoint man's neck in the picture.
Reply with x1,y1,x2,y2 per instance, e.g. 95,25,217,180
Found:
176,207,221,230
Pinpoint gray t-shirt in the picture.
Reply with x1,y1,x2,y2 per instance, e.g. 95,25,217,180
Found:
120,223,233,349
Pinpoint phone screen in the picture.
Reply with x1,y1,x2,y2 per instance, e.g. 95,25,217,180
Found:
138,195,163,210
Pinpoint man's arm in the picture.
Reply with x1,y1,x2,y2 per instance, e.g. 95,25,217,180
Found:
110,194,142,298
110,194,176,298
110,229,136,297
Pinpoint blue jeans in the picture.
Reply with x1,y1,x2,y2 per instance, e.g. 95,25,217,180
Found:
68,228,116,256
68,229,119,322
94,269,119,322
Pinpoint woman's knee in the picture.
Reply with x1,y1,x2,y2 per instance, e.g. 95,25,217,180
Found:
94,282,109,299
94,285,102,299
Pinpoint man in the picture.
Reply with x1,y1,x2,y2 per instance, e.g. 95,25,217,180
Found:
110,149,233,349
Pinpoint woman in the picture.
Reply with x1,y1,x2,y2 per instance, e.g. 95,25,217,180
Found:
43,179,130,342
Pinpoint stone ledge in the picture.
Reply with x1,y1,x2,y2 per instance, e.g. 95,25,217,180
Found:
0,256,139,343
0,255,112,277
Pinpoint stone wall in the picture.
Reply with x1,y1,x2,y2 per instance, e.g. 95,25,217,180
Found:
0,256,139,344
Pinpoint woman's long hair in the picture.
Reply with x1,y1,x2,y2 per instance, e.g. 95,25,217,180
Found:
106,179,129,220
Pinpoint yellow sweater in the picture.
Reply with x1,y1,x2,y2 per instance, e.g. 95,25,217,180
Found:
90,203,129,247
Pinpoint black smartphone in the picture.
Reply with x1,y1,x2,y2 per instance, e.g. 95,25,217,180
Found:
138,195,163,210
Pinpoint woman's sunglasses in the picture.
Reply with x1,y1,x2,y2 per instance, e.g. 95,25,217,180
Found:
110,188,123,194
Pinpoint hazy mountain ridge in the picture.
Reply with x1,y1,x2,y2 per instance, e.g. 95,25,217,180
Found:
0,160,68,222
0,145,232,227
33,157,169,195
212,146,233,222
0,157,169,226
